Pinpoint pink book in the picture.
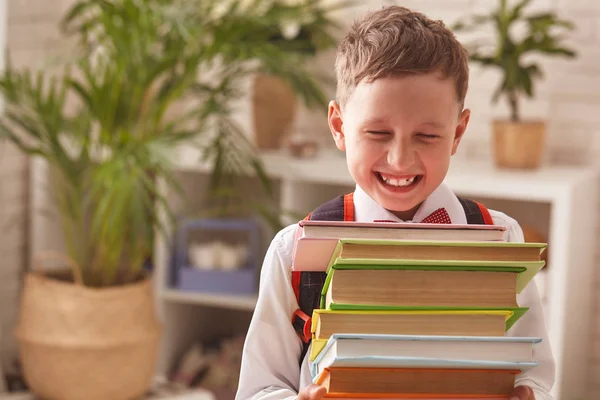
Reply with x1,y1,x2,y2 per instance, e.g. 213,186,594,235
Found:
291,221,506,272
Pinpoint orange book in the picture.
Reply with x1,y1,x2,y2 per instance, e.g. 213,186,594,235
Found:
315,367,519,398
323,397,509,400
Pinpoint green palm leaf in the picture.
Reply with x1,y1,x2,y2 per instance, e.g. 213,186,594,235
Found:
0,0,346,286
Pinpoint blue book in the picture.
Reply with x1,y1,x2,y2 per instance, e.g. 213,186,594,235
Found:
311,333,541,379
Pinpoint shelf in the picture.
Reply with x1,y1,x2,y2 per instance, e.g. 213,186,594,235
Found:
173,146,598,202
161,289,257,311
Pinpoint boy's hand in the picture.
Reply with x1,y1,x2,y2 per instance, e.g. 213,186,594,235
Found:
510,385,535,400
297,384,327,400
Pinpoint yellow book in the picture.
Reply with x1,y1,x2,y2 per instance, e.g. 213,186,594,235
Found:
309,339,328,361
308,309,516,361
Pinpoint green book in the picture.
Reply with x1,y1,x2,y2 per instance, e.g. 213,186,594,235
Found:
326,238,547,294
319,263,530,329
322,303,529,331
318,239,545,331
322,262,529,295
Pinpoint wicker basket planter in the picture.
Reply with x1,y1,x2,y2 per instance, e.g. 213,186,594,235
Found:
14,271,162,400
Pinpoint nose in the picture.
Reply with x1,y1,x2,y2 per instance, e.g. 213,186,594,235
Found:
386,137,415,169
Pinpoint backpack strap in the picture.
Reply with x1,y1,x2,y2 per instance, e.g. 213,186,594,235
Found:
304,193,354,222
291,193,353,363
457,197,494,225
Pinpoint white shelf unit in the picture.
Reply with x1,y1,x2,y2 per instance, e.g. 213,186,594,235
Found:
153,148,599,400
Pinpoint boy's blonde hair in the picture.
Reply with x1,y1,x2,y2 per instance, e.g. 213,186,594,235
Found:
335,6,469,108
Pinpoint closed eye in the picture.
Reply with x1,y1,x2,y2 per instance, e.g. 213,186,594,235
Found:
367,130,391,135
417,133,439,139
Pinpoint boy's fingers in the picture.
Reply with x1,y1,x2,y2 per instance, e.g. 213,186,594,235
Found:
510,385,535,400
309,385,327,399
298,384,327,400
313,386,327,400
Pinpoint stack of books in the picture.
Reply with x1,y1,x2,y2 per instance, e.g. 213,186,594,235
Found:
291,220,547,399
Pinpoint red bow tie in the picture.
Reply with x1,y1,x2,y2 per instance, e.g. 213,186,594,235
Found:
375,207,452,224
420,207,452,224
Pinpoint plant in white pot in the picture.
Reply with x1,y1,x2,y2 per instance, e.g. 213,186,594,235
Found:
453,0,576,169
0,1,340,399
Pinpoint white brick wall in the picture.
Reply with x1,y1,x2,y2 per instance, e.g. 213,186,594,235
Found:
0,0,75,375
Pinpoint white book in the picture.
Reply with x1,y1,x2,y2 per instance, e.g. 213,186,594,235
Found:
311,333,541,378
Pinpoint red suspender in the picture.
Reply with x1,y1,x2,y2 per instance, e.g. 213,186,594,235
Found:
343,192,354,221
291,270,301,301
291,193,355,342
475,201,494,225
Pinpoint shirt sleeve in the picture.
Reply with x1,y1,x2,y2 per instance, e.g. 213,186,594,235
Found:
235,225,302,400
494,211,556,400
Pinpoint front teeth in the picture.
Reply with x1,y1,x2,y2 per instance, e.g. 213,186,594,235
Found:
383,175,416,187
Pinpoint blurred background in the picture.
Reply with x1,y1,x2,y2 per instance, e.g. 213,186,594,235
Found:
0,0,599,399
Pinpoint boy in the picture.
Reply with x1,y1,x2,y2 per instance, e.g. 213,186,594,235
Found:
236,6,554,400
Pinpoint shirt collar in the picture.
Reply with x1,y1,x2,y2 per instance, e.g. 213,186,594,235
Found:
353,182,467,224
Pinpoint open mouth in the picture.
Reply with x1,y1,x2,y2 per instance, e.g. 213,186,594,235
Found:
376,172,422,189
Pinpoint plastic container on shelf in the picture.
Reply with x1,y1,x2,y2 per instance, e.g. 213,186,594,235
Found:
171,218,260,295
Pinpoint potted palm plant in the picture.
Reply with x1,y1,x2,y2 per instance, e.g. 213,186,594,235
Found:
453,0,576,169
0,1,342,399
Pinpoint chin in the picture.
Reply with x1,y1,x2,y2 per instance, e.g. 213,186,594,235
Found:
382,198,423,215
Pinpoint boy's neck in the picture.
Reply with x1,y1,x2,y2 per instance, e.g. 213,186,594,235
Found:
389,203,422,222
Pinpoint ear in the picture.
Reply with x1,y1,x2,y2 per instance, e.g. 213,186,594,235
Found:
328,100,346,151
451,108,470,155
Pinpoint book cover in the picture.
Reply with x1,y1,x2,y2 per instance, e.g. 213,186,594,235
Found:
311,333,541,378
294,238,546,295
297,220,506,241
292,221,508,272
324,259,545,295
318,303,529,332
309,309,516,361
313,367,520,397
328,239,546,265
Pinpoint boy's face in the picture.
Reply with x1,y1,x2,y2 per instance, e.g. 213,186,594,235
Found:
328,72,470,220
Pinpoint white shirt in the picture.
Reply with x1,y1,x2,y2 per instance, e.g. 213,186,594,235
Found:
235,183,555,400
